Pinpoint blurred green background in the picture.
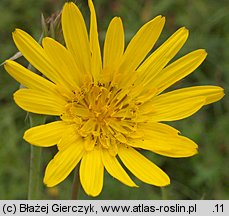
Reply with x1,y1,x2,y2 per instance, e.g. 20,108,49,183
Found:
0,0,228,199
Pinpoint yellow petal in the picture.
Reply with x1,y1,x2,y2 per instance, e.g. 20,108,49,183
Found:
14,89,66,115
88,0,102,82
129,122,198,157
24,121,68,147
57,125,81,151
103,17,124,81
62,2,91,77
139,122,180,135
12,29,61,84
154,49,207,94
141,93,206,122
44,143,84,187
118,16,165,82
80,147,104,196
102,149,137,187
4,60,56,94
42,37,82,88
136,27,189,87
118,145,170,186
141,86,224,121
141,136,198,158
145,85,224,121
121,15,165,72
158,86,224,106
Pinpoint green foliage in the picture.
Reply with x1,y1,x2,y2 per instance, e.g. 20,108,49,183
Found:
0,0,228,199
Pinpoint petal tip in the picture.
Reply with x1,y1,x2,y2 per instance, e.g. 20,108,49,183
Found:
63,1,78,13
132,183,139,188
42,37,54,47
214,86,225,97
13,90,18,98
43,178,52,187
88,0,95,9
23,129,34,144
23,131,28,141
194,149,199,155
160,177,170,187
199,49,207,56
88,0,93,5
83,187,102,197
183,27,189,34
152,15,166,24
4,59,10,64
64,1,75,7
158,15,166,25
164,177,171,186
4,59,11,67
12,30,17,38
114,16,122,21
13,28,19,33
220,88,225,95
13,28,23,36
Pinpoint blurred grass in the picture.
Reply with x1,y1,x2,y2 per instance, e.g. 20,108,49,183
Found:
0,0,228,199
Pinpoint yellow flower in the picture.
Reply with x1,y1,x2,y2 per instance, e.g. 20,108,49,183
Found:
5,0,224,197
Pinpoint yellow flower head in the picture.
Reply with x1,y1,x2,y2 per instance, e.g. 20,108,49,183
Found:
4,0,224,196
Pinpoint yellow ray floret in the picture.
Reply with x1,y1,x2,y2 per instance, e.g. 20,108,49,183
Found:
4,0,224,197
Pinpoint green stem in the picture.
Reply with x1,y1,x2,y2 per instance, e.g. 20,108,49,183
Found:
28,146,42,199
71,166,80,200
27,114,46,200
161,187,169,200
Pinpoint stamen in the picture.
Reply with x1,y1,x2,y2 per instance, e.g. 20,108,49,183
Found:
115,133,127,143
108,120,128,134
79,119,96,137
84,135,97,151
108,139,118,156
62,81,145,152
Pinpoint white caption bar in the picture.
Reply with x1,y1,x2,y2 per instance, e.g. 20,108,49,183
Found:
0,200,228,216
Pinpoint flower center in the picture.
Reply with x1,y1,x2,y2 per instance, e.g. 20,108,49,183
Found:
60,82,142,154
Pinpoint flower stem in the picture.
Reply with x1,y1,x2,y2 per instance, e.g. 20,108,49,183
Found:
161,187,169,200
28,146,42,199
28,114,46,200
71,165,80,200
